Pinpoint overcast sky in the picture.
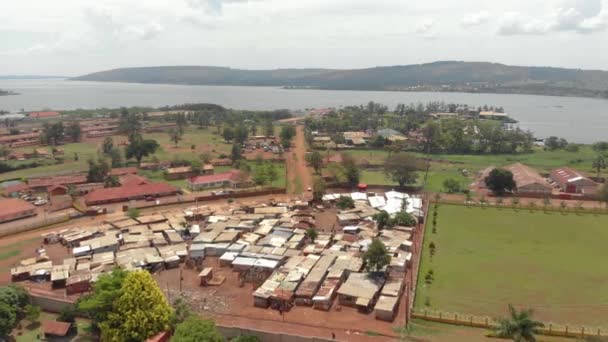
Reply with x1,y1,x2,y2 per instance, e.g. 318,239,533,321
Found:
1,0,608,75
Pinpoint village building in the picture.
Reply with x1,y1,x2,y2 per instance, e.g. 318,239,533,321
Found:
343,131,370,146
0,132,41,147
41,320,72,339
549,167,598,194
0,198,37,223
506,163,553,196
165,166,196,180
84,182,180,205
109,167,138,177
188,170,251,191
337,272,385,310
28,174,88,193
28,111,61,119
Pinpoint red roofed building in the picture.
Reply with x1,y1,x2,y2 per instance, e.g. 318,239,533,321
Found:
84,182,180,205
0,198,37,223
188,170,251,191
41,320,72,338
549,167,598,194
119,173,150,186
3,183,30,196
29,111,61,119
28,174,88,192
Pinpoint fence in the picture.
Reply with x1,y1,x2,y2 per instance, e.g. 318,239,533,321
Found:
412,309,608,339
437,198,608,215
0,213,71,238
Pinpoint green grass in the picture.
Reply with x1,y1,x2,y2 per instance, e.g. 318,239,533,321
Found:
0,237,40,262
360,169,468,192
415,204,608,327
0,127,231,181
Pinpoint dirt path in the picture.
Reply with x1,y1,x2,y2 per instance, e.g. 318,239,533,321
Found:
285,125,313,196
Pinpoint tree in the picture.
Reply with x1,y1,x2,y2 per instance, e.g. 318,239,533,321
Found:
371,135,386,148
264,120,274,137
312,177,326,201
100,271,173,342
280,125,296,149
222,127,235,142
24,304,40,322
231,143,242,162
442,178,461,193
109,147,124,168
592,141,608,152
250,123,258,136
485,168,516,195
126,133,159,165
234,125,249,144
305,227,318,243
592,155,606,178
169,128,182,147
341,153,360,187
363,238,391,272
104,175,121,188
306,151,323,174
265,163,279,186
384,153,422,188
57,306,77,323
373,210,391,230
119,110,142,135
41,122,64,145
252,164,268,186
0,302,16,337
494,305,544,342
102,137,114,154
199,152,212,164
78,268,127,329
66,121,82,142
336,196,355,210
544,136,567,151
127,208,140,219
171,316,223,342
87,157,111,183
391,211,417,227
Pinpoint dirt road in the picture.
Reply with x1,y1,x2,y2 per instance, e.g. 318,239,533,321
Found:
285,125,313,196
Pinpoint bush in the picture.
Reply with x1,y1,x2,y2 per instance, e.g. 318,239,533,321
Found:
127,208,140,220
336,196,355,210
442,178,461,193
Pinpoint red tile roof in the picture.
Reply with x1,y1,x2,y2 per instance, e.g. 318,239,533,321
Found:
41,320,71,336
28,174,87,188
188,170,241,185
84,182,179,204
29,111,61,118
119,174,150,186
0,198,36,219
110,167,138,176
3,183,30,194
0,132,40,144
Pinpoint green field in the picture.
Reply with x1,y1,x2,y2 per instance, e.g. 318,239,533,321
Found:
415,204,608,328
0,127,230,181
344,146,601,192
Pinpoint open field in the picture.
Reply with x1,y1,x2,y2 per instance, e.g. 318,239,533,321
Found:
415,204,608,328
0,127,231,181
342,145,601,192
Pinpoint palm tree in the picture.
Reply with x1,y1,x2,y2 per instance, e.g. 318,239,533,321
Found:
494,305,544,342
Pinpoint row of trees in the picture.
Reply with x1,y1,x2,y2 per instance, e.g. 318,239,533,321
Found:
40,121,82,145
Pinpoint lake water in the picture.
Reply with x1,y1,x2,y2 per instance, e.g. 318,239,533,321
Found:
1,79,607,143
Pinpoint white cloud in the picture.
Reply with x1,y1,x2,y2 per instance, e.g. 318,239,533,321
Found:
461,11,490,27
415,18,438,38
498,0,608,35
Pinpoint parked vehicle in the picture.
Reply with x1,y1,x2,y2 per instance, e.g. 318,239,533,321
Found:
34,199,48,206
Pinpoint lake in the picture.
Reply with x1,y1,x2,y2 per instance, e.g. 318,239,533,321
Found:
1,79,607,143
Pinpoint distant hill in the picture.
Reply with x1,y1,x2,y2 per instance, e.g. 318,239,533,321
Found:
72,62,608,98
0,75,66,80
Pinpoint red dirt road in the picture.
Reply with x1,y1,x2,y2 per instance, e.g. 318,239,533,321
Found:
285,125,313,196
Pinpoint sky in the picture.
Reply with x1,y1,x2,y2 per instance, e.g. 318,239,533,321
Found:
1,0,608,75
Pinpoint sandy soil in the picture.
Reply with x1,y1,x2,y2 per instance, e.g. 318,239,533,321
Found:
285,126,313,196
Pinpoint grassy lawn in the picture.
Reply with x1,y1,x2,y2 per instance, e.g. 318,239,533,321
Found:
13,312,94,342
0,237,41,262
360,168,468,192
0,127,231,181
415,204,608,328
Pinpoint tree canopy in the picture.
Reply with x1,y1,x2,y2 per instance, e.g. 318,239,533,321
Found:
170,316,223,342
100,271,173,342
78,268,128,329
494,305,544,342
485,168,516,195
363,239,391,272
384,153,422,188
125,133,159,165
